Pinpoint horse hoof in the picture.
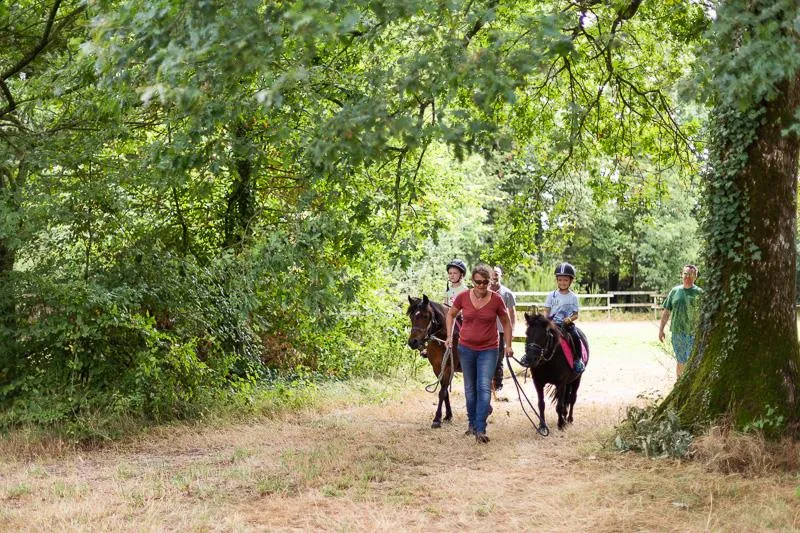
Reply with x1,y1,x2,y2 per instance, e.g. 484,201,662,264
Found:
431,421,442,429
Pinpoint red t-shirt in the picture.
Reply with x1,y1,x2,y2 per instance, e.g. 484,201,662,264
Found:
452,290,508,350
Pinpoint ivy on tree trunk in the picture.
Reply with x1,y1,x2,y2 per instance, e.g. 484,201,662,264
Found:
660,6,800,432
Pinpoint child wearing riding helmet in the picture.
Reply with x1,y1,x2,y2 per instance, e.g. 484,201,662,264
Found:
543,262,579,326
541,262,585,373
445,259,469,306
443,259,468,358
421,259,468,360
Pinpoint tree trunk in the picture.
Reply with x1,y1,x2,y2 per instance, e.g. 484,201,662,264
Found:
661,70,800,433
223,120,255,248
0,165,15,310
0,169,17,381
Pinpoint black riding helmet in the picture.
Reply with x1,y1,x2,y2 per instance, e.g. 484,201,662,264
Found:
446,259,467,275
554,262,576,279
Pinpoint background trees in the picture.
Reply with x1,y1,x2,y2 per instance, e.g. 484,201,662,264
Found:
3,0,795,435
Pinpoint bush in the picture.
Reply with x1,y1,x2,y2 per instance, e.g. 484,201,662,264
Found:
0,241,411,430
0,251,262,427
614,401,694,458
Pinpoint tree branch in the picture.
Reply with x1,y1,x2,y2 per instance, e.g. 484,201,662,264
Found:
0,2,88,118
1,0,63,82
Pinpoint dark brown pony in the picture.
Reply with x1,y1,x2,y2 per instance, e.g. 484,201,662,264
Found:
406,295,461,428
523,312,587,431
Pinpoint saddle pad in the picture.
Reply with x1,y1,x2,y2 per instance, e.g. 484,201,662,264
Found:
559,337,575,369
559,336,589,371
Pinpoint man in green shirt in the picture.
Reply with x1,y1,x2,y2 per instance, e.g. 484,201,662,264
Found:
658,264,703,378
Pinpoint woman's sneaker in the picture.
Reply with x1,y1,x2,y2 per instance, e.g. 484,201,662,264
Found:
475,432,490,443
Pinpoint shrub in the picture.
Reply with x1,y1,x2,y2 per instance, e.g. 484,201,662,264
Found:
614,402,694,458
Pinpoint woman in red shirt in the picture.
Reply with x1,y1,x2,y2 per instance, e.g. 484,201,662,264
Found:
446,264,514,443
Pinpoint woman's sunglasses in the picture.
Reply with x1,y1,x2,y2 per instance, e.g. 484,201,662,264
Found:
472,279,489,286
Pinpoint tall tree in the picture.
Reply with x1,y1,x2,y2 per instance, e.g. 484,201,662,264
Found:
660,0,800,431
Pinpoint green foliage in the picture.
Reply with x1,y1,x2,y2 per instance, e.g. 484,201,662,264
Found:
506,265,554,293
742,405,787,436
6,0,792,435
700,0,800,112
614,400,694,458
0,254,258,424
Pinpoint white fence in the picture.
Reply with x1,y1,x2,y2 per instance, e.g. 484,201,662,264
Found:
514,290,664,319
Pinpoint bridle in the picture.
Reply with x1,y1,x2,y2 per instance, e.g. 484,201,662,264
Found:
525,325,558,366
409,304,447,349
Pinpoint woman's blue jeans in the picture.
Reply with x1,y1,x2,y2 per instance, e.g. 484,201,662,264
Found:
458,345,497,434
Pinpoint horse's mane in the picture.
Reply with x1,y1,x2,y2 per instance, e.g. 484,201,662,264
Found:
428,300,446,323
528,313,562,340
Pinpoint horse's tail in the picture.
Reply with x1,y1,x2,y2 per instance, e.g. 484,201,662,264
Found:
546,384,558,403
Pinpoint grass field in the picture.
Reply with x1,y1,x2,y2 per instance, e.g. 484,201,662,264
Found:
1,320,799,531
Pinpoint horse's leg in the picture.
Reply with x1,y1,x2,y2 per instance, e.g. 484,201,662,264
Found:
431,389,444,428
430,350,445,428
431,385,448,428
567,376,581,424
534,378,547,433
557,385,567,430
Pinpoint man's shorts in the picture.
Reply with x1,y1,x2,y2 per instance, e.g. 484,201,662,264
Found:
671,333,694,364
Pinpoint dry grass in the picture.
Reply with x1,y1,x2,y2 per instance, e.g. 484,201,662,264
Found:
1,322,799,531
693,425,800,476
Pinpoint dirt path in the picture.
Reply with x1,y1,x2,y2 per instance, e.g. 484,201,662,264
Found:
1,322,798,531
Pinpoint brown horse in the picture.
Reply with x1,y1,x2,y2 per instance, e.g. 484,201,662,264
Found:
406,295,461,428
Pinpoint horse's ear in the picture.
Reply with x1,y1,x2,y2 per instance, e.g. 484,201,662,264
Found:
422,294,429,306
408,295,414,305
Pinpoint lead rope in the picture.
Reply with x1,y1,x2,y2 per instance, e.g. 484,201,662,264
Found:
424,335,453,393
506,356,549,437
425,306,456,394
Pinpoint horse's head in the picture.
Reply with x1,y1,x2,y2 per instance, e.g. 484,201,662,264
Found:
406,294,440,350
524,312,559,368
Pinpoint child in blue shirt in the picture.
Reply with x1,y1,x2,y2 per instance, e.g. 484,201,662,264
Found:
520,262,584,372
544,262,579,326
